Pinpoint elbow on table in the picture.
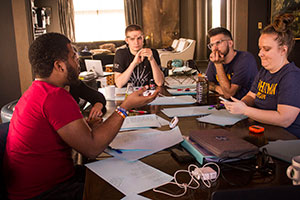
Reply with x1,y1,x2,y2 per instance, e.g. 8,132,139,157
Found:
155,80,164,87
279,118,294,128
80,145,106,159
84,149,103,160
115,80,124,88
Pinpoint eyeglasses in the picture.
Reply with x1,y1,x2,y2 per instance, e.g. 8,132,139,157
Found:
207,39,229,50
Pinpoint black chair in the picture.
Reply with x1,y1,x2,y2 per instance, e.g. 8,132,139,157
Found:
0,122,9,199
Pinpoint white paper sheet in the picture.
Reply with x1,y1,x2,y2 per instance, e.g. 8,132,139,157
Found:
161,106,211,117
85,157,173,195
120,114,161,131
156,115,170,126
149,96,196,105
121,194,151,200
196,109,247,126
107,127,183,161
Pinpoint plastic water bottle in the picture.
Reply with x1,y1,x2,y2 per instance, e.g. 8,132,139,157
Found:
196,73,209,104
125,83,134,98
149,79,155,90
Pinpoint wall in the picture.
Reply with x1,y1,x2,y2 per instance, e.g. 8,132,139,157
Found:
289,40,300,67
231,0,248,51
142,0,180,48
180,0,196,40
247,0,270,67
248,0,300,68
12,0,34,94
0,0,21,107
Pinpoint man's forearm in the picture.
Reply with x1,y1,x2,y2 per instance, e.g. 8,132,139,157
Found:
215,64,231,90
215,64,238,97
150,59,164,86
115,62,136,88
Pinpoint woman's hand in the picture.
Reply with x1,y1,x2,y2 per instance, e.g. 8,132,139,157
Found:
222,96,247,115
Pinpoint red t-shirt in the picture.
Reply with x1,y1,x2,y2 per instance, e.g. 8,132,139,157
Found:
3,81,83,200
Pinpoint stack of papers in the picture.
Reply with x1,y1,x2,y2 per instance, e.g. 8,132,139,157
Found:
162,106,211,117
197,110,248,126
161,106,247,126
85,127,183,196
196,109,248,126
107,127,183,161
120,114,161,131
149,95,196,105
86,158,173,196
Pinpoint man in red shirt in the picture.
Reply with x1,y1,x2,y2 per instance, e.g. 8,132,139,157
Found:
3,33,158,200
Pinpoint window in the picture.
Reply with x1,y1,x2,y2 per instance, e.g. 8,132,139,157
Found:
212,0,221,28
73,0,126,42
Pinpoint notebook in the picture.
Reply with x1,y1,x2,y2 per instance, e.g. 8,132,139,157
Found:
189,129,258,159
84,59,113,77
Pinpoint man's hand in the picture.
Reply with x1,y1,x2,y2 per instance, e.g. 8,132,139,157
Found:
120,87,159,110
140,48,153,61
133,48,154,65
88,102,104,121
209,50,225,64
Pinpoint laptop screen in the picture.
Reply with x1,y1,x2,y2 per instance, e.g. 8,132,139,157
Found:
84,59,104,76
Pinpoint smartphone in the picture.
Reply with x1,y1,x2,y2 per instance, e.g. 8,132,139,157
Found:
219,96,230,102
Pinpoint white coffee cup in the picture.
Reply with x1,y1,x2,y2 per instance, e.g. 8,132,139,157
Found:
286,155,300,185
105,85,115,99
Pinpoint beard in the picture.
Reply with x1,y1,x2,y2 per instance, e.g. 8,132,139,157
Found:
221,45,230,58
66,62,80,86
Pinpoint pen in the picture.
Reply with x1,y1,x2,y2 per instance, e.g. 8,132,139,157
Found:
129,110,148,114
107,146,122,154
208,105,215,110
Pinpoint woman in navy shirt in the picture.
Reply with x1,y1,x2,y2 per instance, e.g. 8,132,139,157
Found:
222,13,300,138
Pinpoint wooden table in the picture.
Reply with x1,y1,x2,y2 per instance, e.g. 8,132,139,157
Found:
83,87,297,200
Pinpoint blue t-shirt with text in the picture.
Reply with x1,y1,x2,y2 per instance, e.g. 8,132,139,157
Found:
206,51,258,99
251,62,300,138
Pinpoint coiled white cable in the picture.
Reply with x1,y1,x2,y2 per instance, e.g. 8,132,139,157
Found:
153,162,220,198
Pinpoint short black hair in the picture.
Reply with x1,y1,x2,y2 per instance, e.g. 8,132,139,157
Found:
208,27,233,40
29,32,71,78
125,24,143,36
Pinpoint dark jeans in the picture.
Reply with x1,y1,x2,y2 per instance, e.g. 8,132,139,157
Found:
30,165,86,200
